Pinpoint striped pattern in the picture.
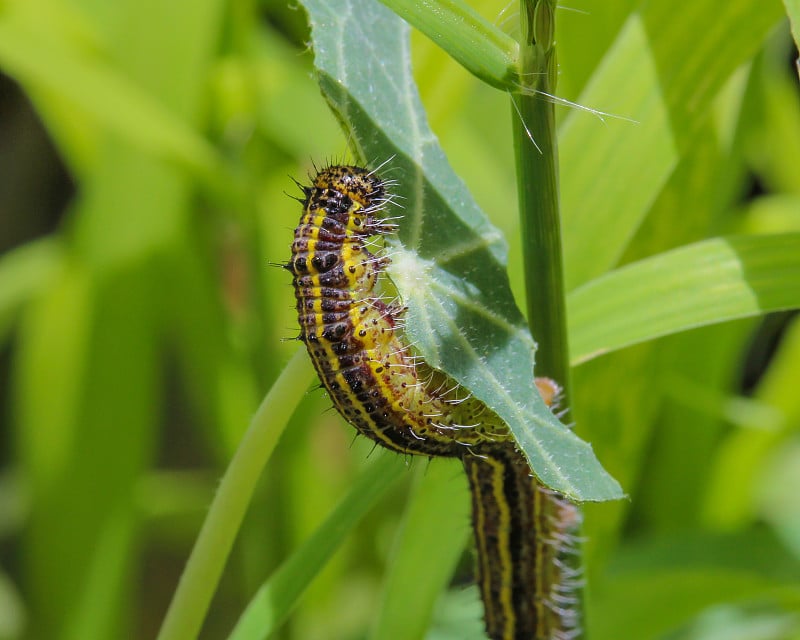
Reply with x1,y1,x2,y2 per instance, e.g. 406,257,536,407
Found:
289,165,582,640
464,443,583,639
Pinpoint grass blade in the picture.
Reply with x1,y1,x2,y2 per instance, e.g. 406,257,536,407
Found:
227,453,406,640
568,233,800,364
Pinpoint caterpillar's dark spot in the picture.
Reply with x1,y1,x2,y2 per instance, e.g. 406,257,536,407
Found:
333,342,350,355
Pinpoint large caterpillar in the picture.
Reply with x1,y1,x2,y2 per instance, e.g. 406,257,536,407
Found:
288,164,582,640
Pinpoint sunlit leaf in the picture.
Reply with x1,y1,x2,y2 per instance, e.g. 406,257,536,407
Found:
784,0,800,77
568,233,800,363
560,0,785,289
302,0,622,502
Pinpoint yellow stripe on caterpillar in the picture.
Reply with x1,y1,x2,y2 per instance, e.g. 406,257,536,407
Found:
288,164,582,640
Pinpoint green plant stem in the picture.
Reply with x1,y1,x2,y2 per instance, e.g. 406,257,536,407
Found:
512,94,570,390
511,0,568,392
511,0,584,637
156,348,313,640
377,0,519,89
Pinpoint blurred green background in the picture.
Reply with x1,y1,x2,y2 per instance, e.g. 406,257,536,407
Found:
1,0,799,639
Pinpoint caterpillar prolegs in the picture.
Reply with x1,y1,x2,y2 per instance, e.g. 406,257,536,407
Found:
288,164,582,639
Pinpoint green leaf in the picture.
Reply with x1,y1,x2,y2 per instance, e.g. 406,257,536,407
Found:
426,587,485,640
227,452,405,640
784,0,800,78
568,233,800,364
758,438,800,560
560,0,785,289
302,0,622,502
0,568,26,640
589,530,800,640
592,571,800,640
0,238,61,345
0,4,219,176
14,263,162,640
376,0,519,90
702,315,800,530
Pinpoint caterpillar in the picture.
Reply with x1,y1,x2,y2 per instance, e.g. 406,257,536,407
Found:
288,164,582,640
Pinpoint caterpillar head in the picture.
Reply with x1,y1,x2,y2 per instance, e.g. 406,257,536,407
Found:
309,165,388,232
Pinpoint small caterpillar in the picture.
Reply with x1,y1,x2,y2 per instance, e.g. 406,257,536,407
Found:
288,164,582,640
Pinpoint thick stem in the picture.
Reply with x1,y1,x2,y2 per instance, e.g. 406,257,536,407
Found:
511,0,570,394
512,94,570,390
511,1,585,638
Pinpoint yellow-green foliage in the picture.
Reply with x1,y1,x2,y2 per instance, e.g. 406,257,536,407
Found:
1,1,799,639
